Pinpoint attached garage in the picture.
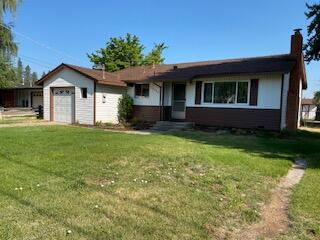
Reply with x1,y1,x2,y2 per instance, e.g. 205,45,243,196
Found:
37,63,126,125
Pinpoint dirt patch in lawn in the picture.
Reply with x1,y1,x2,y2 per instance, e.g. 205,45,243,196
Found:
235,159,307,240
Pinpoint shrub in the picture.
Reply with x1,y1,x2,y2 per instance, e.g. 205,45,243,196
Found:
118,93,133,123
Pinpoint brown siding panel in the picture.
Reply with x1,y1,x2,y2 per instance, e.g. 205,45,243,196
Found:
186,107,281,131
195,81,202,105
249,79,259,106
133,105,161,122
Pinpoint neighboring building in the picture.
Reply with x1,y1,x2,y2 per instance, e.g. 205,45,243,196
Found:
301,98,317,120
0,85,43,109
37,30,307,131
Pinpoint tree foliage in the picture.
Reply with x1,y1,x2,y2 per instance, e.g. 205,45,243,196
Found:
0,0,20,18
15,57,23,83
31,71,38,83
314,91,320,121
23,64,31,85
304,3,320,63
0,0,20,88
0,56,16,88
143,43,168,66
118,93,134,123
88,33,167,72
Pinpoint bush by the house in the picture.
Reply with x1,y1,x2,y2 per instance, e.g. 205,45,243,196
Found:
118,93,133,123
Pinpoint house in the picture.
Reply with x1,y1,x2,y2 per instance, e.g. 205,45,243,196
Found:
37,29,307,131
0,85,43,109
301,98,317,120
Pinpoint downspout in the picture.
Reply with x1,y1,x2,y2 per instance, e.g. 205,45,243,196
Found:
154,82,163,121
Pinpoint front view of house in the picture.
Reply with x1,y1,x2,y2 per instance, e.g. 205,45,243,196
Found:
37,30,307,131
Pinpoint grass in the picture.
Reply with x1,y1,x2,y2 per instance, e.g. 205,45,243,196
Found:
0,115,37,124
277,130,320,240
0,126,319,239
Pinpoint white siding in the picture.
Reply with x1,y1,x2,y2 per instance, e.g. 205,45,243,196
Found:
95,84,126,123
281,73,290,129
297,79,303,127
127,83,161,106
163,82,172,106
301,105,317,120
43,68,94,125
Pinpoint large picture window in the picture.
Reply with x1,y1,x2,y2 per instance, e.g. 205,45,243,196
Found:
214,82,236,103
135,84,149,97
203,81,249,104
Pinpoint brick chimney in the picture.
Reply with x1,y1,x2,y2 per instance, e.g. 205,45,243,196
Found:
286,29,303,130
291,29,303,60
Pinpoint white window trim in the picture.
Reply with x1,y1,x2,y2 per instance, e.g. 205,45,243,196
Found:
201,80,251,106
134,83,150,98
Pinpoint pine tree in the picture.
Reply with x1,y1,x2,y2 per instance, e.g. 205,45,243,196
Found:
41,71,46,78
16,57,23,85
23,65,31,86
304,3,320,63
31,71,38,84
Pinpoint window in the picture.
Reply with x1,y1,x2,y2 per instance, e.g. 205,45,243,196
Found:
214,82,236,103
237,82,249,103
135,84,149,97
81,88,87,98
203,81,249,104
204,83,213,103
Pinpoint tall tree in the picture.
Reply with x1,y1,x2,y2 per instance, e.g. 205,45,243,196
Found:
314,91,320,120
0,0,20,88
31,71,38,83
143,43,168,66
304,3,320,63
88,33,167,72
16,57,23,84
0,57,16,87
41,71,46,78
23,65,31,86
0,0,19,18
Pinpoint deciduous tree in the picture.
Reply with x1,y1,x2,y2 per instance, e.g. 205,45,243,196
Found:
88,33,167,72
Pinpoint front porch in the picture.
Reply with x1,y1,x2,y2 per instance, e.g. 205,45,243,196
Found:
130,81,189,123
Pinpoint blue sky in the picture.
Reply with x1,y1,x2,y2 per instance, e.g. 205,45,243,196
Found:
5,0,320,97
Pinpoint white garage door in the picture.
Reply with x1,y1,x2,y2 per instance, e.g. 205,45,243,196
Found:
32,92,43,109
53,88,75,123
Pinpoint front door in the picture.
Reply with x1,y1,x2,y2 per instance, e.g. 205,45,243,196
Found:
171,83,186,120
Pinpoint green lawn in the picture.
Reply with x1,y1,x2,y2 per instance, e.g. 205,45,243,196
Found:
0,126,319,239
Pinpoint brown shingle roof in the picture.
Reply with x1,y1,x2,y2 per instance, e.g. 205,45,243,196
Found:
302,98,315,105
37,54,297,87
37,63,126,87
113,54,296,83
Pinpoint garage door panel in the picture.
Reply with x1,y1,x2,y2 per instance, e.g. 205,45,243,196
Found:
53,88,75,124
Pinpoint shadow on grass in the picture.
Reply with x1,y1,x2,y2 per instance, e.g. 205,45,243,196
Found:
159,129,320,169
0,188,100,239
